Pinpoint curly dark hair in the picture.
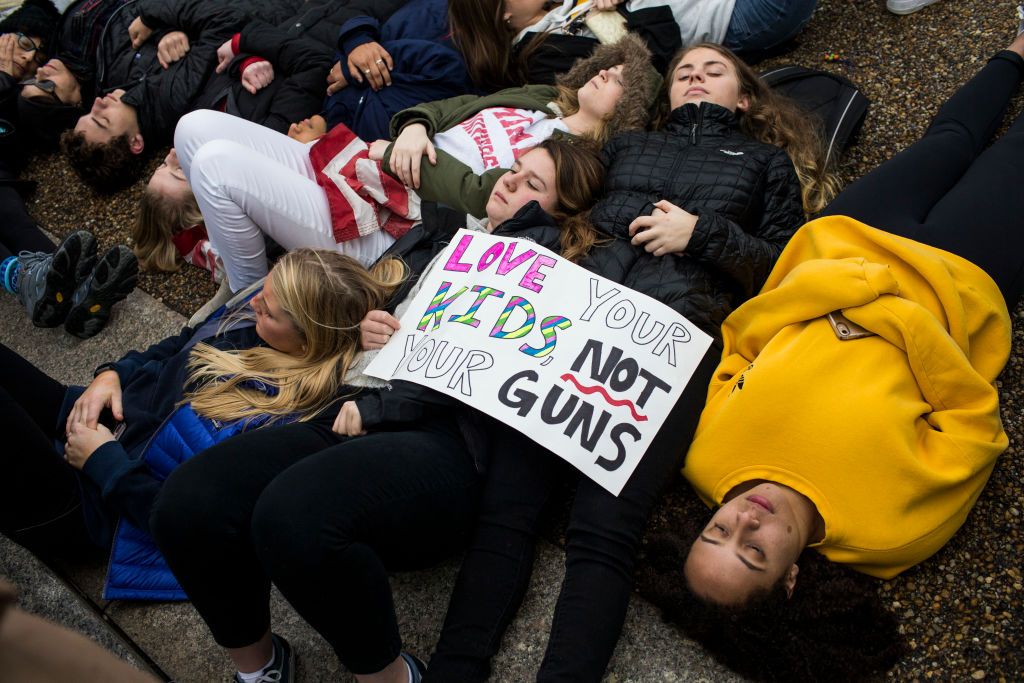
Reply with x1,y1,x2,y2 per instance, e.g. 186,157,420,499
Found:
637,528,904,682
60,129,147,193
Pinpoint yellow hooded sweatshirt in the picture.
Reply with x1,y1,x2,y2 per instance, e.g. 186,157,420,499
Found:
683,216,1011,579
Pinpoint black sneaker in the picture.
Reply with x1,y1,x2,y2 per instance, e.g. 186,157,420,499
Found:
232,633,295,683
16,230,97,327
63,245,138,339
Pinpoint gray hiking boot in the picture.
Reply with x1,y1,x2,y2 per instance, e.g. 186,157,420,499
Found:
15,230,97,327
64,245,138,339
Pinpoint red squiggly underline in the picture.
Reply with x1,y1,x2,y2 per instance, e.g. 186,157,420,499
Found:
559,374,648,422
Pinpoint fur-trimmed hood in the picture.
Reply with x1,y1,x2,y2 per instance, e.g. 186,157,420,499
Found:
557,32,661,137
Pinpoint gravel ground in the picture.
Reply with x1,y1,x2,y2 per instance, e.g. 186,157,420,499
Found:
14,0,1022,679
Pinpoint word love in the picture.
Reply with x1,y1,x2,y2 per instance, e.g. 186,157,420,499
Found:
443,234,556,293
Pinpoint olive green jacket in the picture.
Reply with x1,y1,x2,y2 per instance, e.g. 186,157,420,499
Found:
381,85,565,218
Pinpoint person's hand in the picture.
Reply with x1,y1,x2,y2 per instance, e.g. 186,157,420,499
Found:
128,16,154,50
332,401,365,436
389,123,435,189
65,421,115,470
360,309,400,350
241,60,274,94
628,199,699,256
215,38,234,73
66,370,123,433
346,41,392,91
0,34,24,79
326,60,347,95
288,114,327,143
594,0,624,9
367,139,389,161
157,30,190,69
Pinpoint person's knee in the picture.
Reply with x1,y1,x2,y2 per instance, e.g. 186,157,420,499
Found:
189,140,242,199
174,110,226,169
149,460,225,552
250,482,340,577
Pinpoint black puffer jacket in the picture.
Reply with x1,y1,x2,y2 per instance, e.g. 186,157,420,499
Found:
583,102,805,339
95,0,243,144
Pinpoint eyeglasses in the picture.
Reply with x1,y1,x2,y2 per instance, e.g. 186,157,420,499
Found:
15,32,40,53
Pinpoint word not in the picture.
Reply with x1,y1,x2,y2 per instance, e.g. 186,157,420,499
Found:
497,339,670,471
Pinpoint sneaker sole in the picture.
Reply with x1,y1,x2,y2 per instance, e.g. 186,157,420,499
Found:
64,246,139,339
32,232,95,327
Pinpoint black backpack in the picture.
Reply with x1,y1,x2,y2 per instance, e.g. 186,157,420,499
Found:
761,65,870,169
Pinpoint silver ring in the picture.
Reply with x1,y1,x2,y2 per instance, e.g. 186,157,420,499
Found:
363,68,371,74
375,58,384,65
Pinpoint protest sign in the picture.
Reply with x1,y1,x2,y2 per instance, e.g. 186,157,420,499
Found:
365,229,713,495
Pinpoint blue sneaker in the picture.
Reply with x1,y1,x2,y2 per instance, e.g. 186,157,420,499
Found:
232,633,295,683
63,244,138,339
6,230,97,327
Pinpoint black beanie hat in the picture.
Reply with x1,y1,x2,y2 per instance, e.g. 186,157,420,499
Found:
0,0,60,49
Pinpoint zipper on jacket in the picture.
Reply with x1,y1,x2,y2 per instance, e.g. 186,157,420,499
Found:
689,104,704,145
96,0,139,87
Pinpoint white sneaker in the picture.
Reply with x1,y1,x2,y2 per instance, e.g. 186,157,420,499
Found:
886,0,941,15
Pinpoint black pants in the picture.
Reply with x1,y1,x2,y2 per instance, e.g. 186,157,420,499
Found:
0,343,88,554
150,417,480,675
821,50,1024,307
0,186,55,262
425,350,718,683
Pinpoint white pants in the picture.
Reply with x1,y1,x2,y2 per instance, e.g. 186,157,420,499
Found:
175,110,396,292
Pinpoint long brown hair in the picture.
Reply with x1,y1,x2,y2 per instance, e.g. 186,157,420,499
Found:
663,44,839,215
448,0,523,89
186,250,405,424
132,187,202,272
534,137,606,263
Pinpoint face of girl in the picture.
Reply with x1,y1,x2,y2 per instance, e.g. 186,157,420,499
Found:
502,0,550,31
668,47,750,113
684,482,807,605
147,149,190,204
484,147,559,229
251,275,306,356
7,33,43,79
21,58,81,106
576,65,625,120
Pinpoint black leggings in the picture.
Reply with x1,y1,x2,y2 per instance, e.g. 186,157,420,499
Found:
0,186,55,262
150,417,480,675
0,342,88,553
821,50,1024,308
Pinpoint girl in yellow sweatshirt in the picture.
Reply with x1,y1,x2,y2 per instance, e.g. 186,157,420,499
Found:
683,38,1023,609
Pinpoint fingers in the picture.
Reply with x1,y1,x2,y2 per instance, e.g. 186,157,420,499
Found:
326,61,346,94
347,43,393,91
628,214,657,236
215,39,233,73
110,391,123,423
360,310,399,350
426,139,437,166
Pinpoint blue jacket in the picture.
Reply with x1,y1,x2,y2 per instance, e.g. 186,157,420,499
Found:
103,402,276,600
324,0,478,142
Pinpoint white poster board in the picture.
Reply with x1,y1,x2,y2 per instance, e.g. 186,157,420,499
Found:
365,229,713,495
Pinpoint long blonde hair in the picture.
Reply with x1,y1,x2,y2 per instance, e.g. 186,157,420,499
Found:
185,250,405,424
664,44,839,215
132,187,203,272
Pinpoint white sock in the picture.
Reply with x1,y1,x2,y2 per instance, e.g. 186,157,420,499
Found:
236,652,276,683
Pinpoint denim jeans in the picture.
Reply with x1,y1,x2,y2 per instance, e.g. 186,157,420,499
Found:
724,0,817,53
